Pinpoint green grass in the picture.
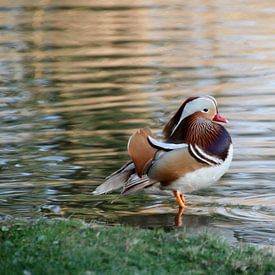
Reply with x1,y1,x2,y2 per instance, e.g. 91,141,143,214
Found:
0,219,274,275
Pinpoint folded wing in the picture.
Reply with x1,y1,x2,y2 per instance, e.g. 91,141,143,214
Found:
93,128,158,195
127,128,158,177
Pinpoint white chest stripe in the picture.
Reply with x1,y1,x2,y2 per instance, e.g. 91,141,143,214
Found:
194,145,223,165
190,144,223,166
189,145,214,166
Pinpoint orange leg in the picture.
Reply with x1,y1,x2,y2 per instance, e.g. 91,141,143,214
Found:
180,194,185,205
172,190,186,226
173,190,185,208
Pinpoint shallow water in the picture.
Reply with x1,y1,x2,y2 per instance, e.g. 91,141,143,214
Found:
0,0,275,246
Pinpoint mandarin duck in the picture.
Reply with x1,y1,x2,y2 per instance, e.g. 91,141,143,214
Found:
93,96,233,224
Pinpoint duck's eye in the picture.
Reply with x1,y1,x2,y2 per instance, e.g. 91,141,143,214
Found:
202,108,209,113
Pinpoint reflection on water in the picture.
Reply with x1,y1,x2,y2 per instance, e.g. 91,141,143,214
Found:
0,0,275,246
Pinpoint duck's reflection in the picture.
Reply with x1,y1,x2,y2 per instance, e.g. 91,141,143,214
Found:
118,210,213,230
175,206,185,226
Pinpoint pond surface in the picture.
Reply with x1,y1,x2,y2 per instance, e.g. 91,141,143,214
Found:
0,0,275,246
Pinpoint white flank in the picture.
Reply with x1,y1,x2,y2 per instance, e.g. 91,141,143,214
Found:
166,144,233,194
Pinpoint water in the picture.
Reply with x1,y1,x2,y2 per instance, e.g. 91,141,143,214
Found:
0,0,275,247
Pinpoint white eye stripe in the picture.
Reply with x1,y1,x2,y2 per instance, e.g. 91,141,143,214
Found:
170,97,216,136
171,118,185,135
205,95,217,106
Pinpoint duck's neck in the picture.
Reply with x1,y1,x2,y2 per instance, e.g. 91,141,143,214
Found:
166,115,231,160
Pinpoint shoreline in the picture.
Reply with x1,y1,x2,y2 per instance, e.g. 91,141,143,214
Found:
0,218,274,274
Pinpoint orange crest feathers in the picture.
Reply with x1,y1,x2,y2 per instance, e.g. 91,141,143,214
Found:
127,128,157,177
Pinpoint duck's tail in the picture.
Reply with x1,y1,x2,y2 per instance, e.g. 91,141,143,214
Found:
92,161,156,195
93,127,158,195
92,162,135,195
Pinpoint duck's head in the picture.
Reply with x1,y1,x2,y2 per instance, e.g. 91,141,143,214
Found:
163,95,228,138
180,95,227,123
